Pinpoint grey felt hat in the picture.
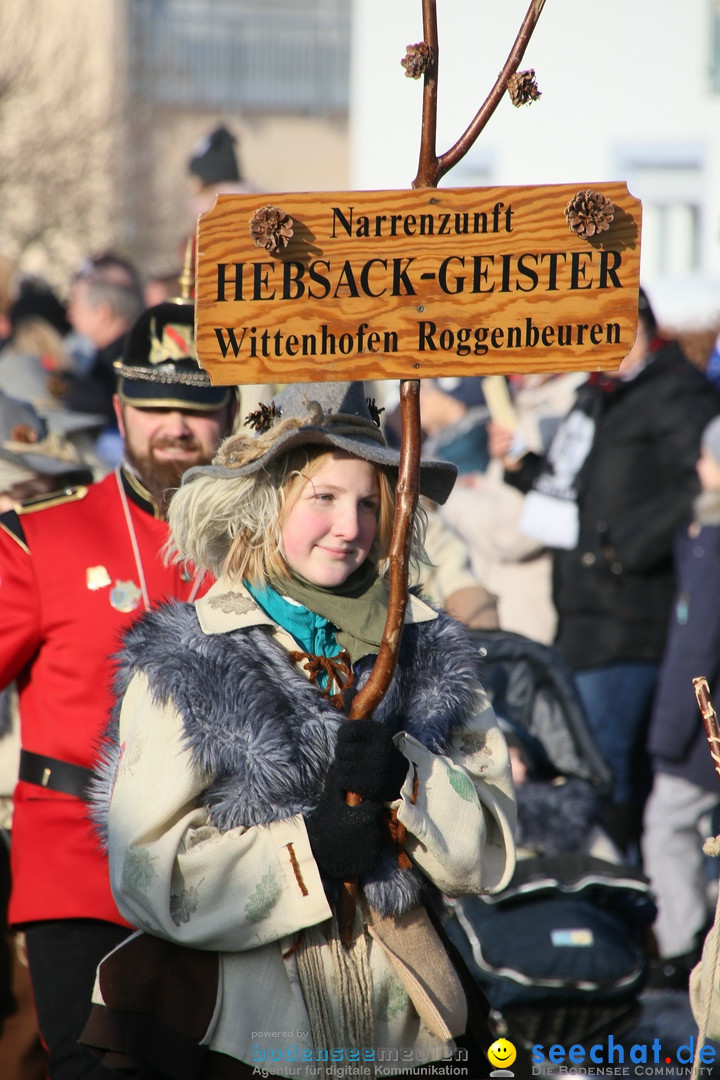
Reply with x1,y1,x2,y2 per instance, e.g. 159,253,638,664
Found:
0,390,93,481
183,381,458,505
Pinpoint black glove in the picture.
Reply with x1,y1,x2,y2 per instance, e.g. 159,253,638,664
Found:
333,718,408,803
305,780,384,879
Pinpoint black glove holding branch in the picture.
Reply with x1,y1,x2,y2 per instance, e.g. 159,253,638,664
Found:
332,717,408,803
305,718,409,880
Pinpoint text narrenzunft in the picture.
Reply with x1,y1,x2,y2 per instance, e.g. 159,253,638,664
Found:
194,183,642,385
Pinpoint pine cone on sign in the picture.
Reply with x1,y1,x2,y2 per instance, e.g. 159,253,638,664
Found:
401,42,434,79
249,206,294,253
565,190,615,238
507,70,542,106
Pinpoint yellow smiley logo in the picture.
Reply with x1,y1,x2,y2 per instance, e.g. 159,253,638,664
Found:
487,1038,517,1069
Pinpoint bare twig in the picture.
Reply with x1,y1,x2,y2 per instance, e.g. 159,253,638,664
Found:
412,0,440,189
414,0,548,188
340,0,549,946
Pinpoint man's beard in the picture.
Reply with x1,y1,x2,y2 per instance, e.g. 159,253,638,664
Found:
125,437,207,513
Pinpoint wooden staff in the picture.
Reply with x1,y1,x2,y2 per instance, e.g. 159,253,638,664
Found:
337,0,549,947
693,677,720,1077
337,381,421,944
694,677,720,785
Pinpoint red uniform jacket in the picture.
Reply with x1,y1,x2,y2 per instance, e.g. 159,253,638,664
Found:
0,467,211,927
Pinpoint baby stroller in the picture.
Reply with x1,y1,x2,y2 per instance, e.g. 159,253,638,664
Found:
441,628,656,1047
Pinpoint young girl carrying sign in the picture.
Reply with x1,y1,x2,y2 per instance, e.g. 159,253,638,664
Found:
82,381,516,1079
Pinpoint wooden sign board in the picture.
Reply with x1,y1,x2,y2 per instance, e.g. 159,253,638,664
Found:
195,182,641,386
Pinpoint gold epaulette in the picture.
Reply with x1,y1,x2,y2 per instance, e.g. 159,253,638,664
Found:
15,485,90,515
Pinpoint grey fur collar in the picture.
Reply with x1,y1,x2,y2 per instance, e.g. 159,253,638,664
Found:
91,600,480,917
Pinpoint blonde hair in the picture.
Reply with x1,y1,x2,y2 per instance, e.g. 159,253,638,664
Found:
166,445,427,584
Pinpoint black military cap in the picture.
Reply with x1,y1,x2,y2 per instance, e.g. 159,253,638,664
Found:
114,300,233,411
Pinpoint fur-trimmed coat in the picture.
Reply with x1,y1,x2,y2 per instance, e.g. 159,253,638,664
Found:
86,578,515,1075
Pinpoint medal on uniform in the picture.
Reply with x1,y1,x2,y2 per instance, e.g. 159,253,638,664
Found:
110,580,143,612
86,565,112,591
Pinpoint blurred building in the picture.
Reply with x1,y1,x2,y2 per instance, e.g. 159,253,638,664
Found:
350,0,720,331
3,0,720,339
0,0,350,288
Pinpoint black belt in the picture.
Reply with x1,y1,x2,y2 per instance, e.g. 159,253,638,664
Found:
19,750,94,800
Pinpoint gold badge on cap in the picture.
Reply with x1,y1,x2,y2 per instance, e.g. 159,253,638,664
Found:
148,319,197,365
87,566,112,591
109,580,143,613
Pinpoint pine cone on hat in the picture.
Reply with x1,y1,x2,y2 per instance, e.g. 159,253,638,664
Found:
565,190,615,238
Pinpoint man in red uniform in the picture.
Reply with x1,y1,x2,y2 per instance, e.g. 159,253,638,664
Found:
0,299,236,1078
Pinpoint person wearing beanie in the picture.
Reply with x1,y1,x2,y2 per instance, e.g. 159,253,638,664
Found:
182,124,256,304
80,381,516,1078
642,412,720,988
0,300,236,1079
186,124,254,219
8,277,71,338
188,125,241,187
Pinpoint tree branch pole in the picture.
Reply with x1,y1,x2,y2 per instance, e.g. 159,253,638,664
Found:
412,0,440,189
337,383,421,942
338,0,549,947
348,383,422,723
414,0,547,188
692,677,720,1078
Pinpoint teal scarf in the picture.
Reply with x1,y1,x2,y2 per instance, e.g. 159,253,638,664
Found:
245,562,389,664
244,580,343,660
